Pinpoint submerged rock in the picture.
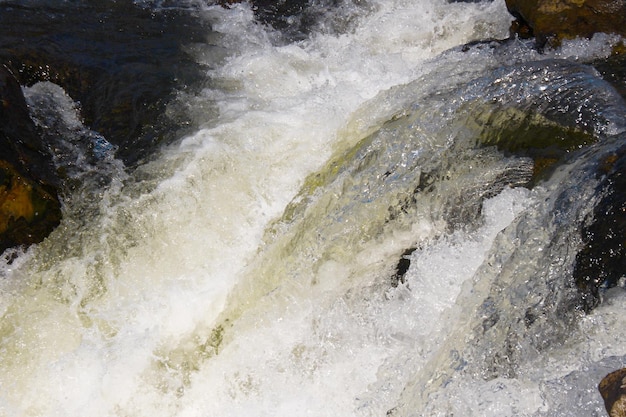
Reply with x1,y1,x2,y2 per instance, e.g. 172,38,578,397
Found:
594,54,626,101
600,368,626,417
506,0,626,48
574,145,626,310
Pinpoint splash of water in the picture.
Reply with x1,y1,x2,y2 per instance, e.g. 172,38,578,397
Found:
0,1,625,416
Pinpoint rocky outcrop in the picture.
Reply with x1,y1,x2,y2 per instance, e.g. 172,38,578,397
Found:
0,1,207,167
0,66,58,187
600,368,626,417
506,0,626,48
0,0,210,253
0,160,61,252
0,66,61,252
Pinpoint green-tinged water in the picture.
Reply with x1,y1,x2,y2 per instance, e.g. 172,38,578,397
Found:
1,1,625,416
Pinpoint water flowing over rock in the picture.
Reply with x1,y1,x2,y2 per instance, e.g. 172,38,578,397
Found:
506,0,626,47
594,54,626,100
0,0,211,253
574,145,626,310
1,0,626,415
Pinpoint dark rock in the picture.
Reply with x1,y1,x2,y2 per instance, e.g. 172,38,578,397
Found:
594,54,626,101
505,0,626,48
574,145,626,310
0,65,58,188
0,65,61,252
599,368,626,417
391,247,417,287
0,160,61,252
0,0,209,167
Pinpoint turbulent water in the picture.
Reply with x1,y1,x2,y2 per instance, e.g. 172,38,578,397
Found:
1,1,625,416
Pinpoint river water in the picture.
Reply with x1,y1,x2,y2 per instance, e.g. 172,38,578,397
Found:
1,1,625,416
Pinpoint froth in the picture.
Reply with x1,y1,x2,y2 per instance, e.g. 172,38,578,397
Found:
0,1,519,416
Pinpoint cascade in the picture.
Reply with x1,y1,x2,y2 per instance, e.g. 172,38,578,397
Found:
0,1,624,416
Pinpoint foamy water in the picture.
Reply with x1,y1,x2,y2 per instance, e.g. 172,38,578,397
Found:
0,1,624,416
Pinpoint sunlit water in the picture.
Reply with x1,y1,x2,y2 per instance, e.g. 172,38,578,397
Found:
1,1,625,416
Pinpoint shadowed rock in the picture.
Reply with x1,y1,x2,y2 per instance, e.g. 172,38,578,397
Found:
0,160,61,251
0,65,57,187
0,66,61,252
0,0,209,167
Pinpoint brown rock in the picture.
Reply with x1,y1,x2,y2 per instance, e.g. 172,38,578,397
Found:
599,368,626,417
0,160,61,252
505,0,626,48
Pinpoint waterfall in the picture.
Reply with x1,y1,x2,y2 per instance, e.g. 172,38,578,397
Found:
0,1,624,416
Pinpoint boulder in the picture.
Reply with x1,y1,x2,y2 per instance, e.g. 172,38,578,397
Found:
0,65,58,188
0,1,208,167
599,368,626,417
0,160,61,252
505,0,626,48
0,66,61,252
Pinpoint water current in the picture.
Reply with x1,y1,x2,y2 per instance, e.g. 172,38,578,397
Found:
1,1,625,416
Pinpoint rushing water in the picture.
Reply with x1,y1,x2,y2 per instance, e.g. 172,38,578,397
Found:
1,1,625,416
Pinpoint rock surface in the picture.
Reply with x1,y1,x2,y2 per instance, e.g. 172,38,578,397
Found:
505,0,626,47
600,368,626,417
0,160,61,252
0,0,208,167
0,66,57,187
0,66,61,252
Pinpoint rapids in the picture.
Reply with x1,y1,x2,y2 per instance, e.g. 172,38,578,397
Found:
0,1,625,416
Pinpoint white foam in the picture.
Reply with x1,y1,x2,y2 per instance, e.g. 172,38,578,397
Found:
8,1,606,416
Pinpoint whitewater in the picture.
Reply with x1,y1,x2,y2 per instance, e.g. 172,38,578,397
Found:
0,1,625,416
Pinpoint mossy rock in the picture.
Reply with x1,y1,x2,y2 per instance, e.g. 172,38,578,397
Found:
470,105,596,183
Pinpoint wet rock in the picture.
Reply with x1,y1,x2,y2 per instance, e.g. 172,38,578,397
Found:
593,54,626,101
0,65,58,188
505,0,626,48
0,65,61,251
0,160,61,252
574,145,626,310
391,247,417,287
0,0,209,167
599,368,626,417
